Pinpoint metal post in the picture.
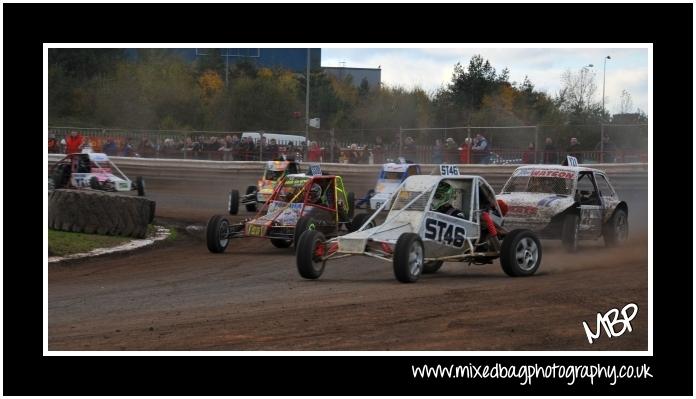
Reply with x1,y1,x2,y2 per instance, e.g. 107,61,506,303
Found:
398,127,403,158
305,48,310,162
330,128,335,163
534,125,539,164
225,49,229,88
600,124,604,163
602,57,607,121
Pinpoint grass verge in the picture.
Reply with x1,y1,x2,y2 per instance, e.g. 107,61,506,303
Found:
48,229,133,257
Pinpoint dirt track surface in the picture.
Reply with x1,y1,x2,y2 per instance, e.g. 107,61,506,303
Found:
48,174,649,351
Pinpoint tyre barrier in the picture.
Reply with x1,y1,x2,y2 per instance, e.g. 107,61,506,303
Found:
48,189,156,238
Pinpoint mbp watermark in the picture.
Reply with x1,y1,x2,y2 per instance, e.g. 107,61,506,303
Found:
582,303,638,344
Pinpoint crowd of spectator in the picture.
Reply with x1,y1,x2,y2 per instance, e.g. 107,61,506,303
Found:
48,130,641,165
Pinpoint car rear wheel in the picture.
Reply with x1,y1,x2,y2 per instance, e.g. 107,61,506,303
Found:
561,213,579,252
393,233,424,283
500,229,542,277
228,189,239,215
206,215,230,253
270,238,292,248
348,212,374,232
296,230,327,279
135,176,145,196
603,208,628,247
422,261,444,274
245,185,257,212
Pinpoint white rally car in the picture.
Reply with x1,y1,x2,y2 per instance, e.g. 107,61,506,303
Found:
496,163,628,252
295,165,543,283
356,162,422,211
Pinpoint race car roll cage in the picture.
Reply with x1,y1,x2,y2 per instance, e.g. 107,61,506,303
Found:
220,174,351,242
313,176,505,264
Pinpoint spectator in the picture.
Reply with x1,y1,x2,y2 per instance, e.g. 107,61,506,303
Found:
595,135,617,163
308,141,322,162
332,142,342,163
431,139,444,164
138,138,156,158
102,138,118,156
522,142,535,164
80,136,93,153
445,137,459,163
48,133,59,153
348,144,361,164
373,136,385,164
543,137,558,164
121,138,137,157
566,137,583,163
471,133,490,164
459,137,472,164
65,130,84,154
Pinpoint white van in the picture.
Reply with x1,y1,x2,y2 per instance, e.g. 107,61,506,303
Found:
241,132,307,146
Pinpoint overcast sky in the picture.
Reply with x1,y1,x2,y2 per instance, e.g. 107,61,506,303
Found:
322,47,649,115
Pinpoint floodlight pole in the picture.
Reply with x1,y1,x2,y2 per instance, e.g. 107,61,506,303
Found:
305,48,310,161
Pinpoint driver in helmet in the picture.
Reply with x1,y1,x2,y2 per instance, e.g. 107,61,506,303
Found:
308,183,324,205
431,181,464,219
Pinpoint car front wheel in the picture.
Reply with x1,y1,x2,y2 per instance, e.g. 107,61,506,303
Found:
393,233,424,283
500,229,542,277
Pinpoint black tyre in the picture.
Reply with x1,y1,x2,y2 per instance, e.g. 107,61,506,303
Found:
135,176,145,196
245,185,258,212
347,191,356,219
348,212,374,232
561,213,579,252
603,208,628,247
228,189,239,215
422,261,444,274
52,164,70,188
393,233,424,283
296,230,327,279
294,215,317,247
500,229,542,277
89,176,101,190
270,238,292,248
206,215,230,253
148,201,156,224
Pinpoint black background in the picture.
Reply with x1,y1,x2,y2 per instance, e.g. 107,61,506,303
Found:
4,2,692,396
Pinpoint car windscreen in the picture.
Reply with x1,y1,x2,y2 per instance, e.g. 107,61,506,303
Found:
502,174,574,195
265,169,285,181
381,171,403,180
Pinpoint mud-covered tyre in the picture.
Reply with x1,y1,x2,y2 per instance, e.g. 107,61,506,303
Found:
206,215,230,253
603,208,628,247
48,189,154,238
500,229,542,277
245,185,258,212
422,261,444,274
561,213,579,252
348,212,374,232
135,176,145,196
228,189,239,215
294,215,317,247
270,238,292,248
393,233,424,283
296,230,326,279
89,176,101,190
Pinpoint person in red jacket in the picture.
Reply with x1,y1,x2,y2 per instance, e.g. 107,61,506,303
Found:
307,141,322,162
65,131,84,154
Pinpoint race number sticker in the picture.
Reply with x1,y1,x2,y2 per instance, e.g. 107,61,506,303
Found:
439,164,460,176
423,217,466,248
309,164,322,176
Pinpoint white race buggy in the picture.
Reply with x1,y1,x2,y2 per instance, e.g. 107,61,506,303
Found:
296,165,543,283
355,162,422,211
496,162,628,252
50,152,145,196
